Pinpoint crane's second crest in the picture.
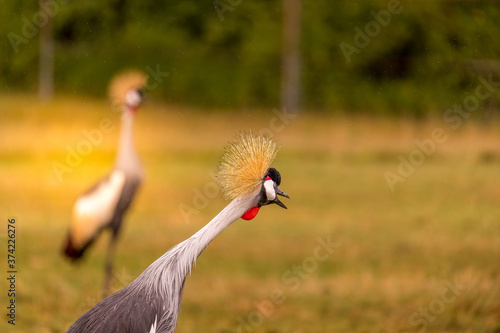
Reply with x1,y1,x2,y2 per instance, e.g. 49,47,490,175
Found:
108,70,147,107
217,133,279,200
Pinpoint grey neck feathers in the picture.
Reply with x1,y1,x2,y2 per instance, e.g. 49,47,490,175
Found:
135,192,259,324
179,193,259,265
115,109,142,177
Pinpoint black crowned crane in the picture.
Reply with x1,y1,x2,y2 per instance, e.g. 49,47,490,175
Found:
63,71,147,293
66,133,290,333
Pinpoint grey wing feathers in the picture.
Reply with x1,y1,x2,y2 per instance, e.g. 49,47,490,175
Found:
67,286,162,333
109,176,141,234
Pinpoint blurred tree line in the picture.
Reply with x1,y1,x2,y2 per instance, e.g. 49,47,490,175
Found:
1,0,500,116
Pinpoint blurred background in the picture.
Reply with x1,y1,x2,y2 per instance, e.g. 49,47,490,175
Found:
1,0,500,332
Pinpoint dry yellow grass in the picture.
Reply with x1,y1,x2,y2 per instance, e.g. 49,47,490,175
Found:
1,93,499,332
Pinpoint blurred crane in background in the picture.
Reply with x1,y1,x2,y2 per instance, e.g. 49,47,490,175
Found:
63,71,147,293
67,133,290,333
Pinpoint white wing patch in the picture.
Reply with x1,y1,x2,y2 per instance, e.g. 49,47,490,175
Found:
264,179,276,201
148,315,157,333
70,170,126,248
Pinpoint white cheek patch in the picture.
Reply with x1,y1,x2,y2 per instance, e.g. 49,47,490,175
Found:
264,179,276,201
125,90,141,107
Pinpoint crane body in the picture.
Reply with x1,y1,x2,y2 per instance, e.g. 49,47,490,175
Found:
67,133,289,333
63,72,146,292
68,194,258,332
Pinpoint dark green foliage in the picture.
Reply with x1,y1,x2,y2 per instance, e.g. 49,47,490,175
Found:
1,0,500,116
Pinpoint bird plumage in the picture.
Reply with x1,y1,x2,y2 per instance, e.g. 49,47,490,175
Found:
64,171,126,258
63,70,146,291
217,132,279,200
67,188,260,333
108,71,147,109
67,133,289,333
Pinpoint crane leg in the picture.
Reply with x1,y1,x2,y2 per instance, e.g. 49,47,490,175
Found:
103,233,117,296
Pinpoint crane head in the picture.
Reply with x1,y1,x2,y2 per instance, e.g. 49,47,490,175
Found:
259,167,290,209
240,167,290,220
108,70,147,112
217,132,290,220
124,89,145,110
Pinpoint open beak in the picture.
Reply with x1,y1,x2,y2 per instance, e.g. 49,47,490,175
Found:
273,186,290,209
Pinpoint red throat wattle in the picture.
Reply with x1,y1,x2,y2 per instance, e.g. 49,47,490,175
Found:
241,206,260,220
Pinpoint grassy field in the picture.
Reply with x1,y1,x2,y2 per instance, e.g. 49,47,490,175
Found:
1,94,499,332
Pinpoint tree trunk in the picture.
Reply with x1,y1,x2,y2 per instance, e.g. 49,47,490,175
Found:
281,0,301,114
39,0,54,101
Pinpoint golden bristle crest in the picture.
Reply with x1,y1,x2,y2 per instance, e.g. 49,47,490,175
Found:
108,70,147,107
217,132,279,200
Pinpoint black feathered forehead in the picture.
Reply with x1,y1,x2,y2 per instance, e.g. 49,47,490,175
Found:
265,167,281,186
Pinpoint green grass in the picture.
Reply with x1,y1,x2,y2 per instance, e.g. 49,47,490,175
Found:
1,94,500,332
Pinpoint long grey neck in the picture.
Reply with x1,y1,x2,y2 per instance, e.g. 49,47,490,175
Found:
133,193,258,331
115,108,142,176
173,192,258,276
184,193,259,261
144,192,259,295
